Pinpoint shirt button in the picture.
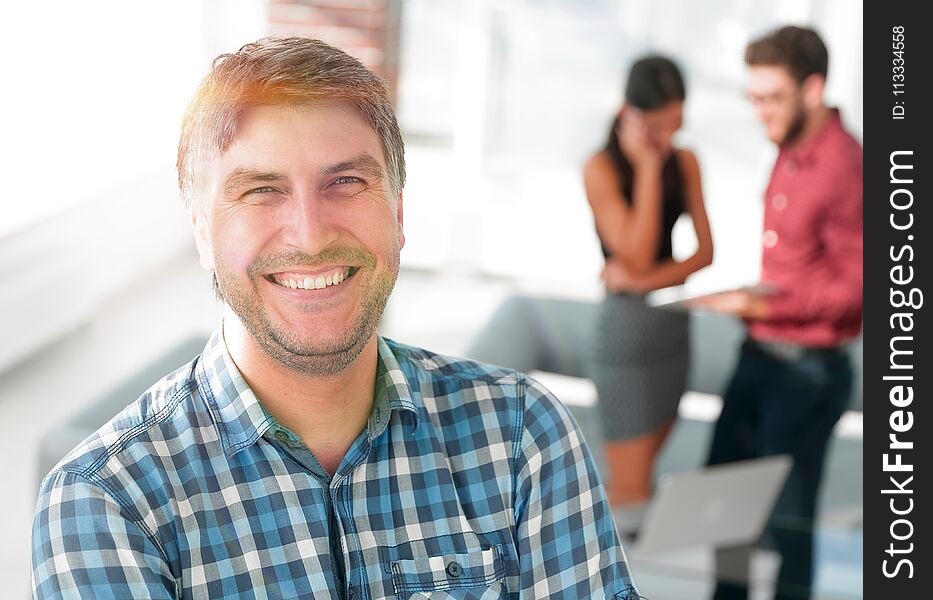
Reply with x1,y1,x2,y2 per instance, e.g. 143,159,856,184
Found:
446,561,462,577
772,193,788,211
762,230,779,248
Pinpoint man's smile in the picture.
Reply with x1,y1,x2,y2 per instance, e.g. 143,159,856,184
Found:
265,266,360,290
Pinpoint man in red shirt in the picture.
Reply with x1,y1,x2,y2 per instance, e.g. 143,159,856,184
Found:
695,26,862,600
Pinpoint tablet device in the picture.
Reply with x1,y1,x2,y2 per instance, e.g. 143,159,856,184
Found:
645,282,779,309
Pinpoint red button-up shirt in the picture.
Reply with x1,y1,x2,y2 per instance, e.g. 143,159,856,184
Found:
749,109,863,348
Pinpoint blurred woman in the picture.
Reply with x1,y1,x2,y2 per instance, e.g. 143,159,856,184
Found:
583,56,713,507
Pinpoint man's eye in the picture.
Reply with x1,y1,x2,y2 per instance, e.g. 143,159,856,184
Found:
327,176,367,196
247,186,277,195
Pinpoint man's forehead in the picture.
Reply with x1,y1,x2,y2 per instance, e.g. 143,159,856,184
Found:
215,102,387,171
747,65,797,90
234,101,375,141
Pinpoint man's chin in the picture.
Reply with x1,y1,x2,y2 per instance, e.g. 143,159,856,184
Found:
271,330,365,359
767,127,786,145
262,327,373,376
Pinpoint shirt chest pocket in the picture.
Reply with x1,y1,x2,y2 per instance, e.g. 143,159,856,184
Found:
390,545,506,600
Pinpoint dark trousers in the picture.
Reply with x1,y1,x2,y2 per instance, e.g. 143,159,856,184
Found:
707,339,851,600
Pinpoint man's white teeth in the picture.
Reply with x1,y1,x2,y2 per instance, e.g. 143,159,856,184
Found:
277,269,348,290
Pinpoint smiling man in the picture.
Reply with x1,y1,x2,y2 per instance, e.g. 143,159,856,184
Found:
32,38,639,599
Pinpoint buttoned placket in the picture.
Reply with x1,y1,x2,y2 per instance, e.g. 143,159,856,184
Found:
268,424,379,600
331,431,377,600
332,392,393,600
267,426,347,596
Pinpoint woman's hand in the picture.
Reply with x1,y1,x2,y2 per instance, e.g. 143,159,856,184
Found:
601,258,651,293
617,109,662,171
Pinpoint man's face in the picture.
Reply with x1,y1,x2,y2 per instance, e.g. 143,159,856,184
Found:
746,65,807,146
195,102,404,375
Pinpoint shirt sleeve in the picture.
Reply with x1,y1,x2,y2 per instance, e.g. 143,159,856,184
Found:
766,156,863,324
32,470,176,599
512,375,641,599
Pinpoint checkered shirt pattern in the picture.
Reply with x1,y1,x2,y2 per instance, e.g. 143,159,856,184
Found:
33,330,640,599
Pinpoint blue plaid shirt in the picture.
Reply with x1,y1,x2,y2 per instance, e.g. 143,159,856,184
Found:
33,330,640,599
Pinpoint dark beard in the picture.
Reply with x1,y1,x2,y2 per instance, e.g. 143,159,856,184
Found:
780,100,808,146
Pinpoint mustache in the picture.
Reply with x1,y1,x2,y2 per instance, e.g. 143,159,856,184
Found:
248,244,376,277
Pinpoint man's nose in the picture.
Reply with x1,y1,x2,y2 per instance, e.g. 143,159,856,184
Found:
756,105,772,123
283,188,339,255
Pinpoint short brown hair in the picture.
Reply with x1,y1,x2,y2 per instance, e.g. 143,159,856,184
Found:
745,25,828,84
177,37,406,211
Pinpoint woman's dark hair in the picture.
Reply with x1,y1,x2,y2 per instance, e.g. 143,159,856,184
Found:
602,55,686,223
624,55,686,110
605,55,686,158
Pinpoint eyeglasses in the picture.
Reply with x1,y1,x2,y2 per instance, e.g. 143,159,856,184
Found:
745,87,800,107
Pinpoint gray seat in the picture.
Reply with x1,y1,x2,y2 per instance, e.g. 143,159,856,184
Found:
464,295,598,378
35,336,208,492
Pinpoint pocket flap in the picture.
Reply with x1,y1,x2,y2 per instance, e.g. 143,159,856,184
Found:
391,545,504,595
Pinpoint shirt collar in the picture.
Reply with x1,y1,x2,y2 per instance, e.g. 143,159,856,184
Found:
782,107,843,166
195,328,419,456
368,336,420,439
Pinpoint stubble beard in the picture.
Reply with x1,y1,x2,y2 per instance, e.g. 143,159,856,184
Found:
779,98,808,147
214,244,399,376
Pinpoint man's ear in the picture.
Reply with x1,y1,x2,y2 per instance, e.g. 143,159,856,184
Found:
395,191,405,250
801,74,825,111
191,207,215,270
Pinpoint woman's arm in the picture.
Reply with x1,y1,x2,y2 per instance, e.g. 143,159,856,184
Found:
583,116,665,273
602,149,713,292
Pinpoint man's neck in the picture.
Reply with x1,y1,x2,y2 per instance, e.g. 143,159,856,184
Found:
222,315,378,475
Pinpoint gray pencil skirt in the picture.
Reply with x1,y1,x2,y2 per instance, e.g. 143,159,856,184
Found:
588,293,690,441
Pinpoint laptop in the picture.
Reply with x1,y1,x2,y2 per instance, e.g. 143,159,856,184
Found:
615,455,792,555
